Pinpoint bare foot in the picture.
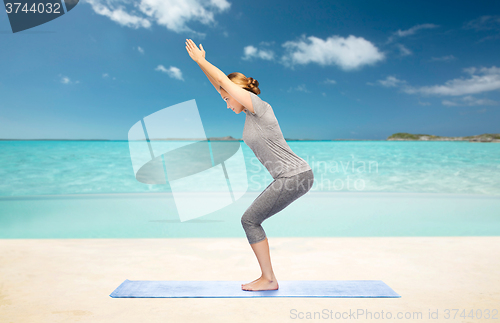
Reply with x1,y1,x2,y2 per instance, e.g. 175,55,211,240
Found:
241,276,279,291
241,275,262,289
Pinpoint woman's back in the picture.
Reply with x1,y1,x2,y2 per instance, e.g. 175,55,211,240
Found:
243,91,311,179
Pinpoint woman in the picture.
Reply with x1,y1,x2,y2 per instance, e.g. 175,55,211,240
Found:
185,39,314,291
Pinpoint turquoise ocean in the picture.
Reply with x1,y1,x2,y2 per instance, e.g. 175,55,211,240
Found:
1,140,499,238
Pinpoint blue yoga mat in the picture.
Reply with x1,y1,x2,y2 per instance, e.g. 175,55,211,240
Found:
110,280,401,298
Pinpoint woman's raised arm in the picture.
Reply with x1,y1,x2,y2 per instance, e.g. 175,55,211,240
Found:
199,64,222,94
185,39,253,110
186,39,226,86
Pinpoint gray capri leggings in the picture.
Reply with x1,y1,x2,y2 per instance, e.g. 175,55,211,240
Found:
241,169,314,244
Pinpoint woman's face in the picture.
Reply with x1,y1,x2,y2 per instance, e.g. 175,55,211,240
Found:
220,88,245,114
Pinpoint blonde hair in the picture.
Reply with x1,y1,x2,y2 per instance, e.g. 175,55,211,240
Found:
219,72,261,95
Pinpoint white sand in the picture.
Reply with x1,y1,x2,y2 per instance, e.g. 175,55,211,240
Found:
1,237,499,322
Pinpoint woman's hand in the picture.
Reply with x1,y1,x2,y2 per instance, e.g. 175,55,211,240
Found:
185,39,205,63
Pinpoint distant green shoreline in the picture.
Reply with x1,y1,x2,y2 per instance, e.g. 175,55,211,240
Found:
1,133,499,142
387,132,500,142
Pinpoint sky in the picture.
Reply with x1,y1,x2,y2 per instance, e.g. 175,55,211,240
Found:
1,0,500,140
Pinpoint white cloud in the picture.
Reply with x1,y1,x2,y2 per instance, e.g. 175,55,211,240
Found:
442,95,498,107
155,65,184,81
376,76,407,88
396,44,412,56
418,101,431,106
396,23,439,37
281,34,385,71
137,46,144,54
84,0,152,29
430,55,456,62
242,45,275,61
83,0,231,36
441,100,458,106
387,23,439,43
403,66,500,96
372,66,500,106
463,15,500,42
463,15,500,31
286,84,310,93
59,75,80,84
103,73,116,80
259,41,275,46
324,79,336,85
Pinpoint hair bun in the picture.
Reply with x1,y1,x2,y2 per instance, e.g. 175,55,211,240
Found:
226,72,261,95
247,77,260,94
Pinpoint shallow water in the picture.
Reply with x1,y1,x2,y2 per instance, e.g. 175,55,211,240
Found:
0,191,498,238
1,140,499,239
1,140,499,196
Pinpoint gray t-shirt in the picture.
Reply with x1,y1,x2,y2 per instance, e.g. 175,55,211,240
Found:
242,91,312,179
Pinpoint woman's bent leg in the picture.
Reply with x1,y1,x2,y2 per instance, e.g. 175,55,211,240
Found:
241,177,285,244
240,170,314,291
241,169,314,244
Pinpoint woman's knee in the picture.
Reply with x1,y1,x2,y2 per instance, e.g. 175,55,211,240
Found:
241,211,258,228
240,214,248,226
300,171,314,192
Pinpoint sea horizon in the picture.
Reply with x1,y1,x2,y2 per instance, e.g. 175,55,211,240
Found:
2,132,499,142
0,138,386,141
1,138,499,142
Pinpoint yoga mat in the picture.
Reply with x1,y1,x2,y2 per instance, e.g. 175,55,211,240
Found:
110,279,401,298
